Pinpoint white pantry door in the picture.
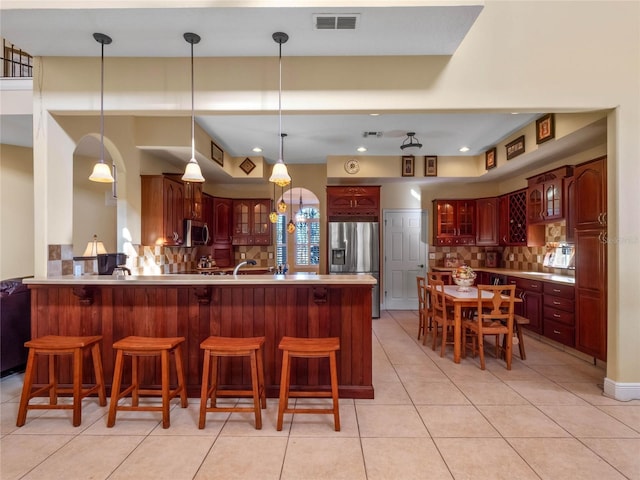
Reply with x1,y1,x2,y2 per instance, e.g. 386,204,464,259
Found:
383,209,427,310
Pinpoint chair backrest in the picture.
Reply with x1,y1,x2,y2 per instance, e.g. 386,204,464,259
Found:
427,271,452,285
429,279,447,322
476,284,516,331
416,276,426,307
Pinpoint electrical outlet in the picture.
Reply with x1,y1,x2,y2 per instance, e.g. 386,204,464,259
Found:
509,253,515,261
240,252,246,259
268,252,274,259
429,253,436,260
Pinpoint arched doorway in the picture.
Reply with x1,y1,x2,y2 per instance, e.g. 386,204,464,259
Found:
276,187,320,274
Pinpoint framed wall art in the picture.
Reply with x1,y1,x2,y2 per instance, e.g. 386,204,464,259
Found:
485,147,497,170
402,155,415,177
239,158,256,175
536,113,555,144
424,155,438,176
210,140,224,166
505,135,525,160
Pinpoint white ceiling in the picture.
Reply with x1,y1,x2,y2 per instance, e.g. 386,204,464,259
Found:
0,3,604,182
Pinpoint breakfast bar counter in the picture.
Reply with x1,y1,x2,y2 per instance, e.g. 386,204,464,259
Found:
24,274,376,398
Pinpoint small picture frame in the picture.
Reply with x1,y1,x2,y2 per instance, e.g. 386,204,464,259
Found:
239,157,256,175
485,147,497,170
211,140,224,167
536,113,555,144
402,155,415,177
505,135,525,160
424,155,438,177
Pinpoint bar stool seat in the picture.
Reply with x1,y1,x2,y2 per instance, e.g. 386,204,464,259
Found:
199,336,266,429
16,335,106,427
107,336,188,429
277,336,340,431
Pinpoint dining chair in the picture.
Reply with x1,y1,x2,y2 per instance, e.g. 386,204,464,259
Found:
416,276,427,340
462,284,516,370
429,279,455,356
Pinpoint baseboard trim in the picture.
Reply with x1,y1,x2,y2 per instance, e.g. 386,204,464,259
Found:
604,377,640,401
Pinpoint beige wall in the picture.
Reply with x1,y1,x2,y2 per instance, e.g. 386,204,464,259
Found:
0,144,34,279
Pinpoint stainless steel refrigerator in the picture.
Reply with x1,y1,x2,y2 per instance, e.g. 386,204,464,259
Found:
328,221,380,318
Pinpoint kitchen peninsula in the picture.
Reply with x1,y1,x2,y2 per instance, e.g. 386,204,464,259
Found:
24,274,376,399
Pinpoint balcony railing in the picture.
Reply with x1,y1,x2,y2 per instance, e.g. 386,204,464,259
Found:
1,39,33,78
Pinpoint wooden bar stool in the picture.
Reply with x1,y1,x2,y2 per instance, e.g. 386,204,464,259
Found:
277,336,340,432
107,336,188,429
16,335,106,427
199,336,266,429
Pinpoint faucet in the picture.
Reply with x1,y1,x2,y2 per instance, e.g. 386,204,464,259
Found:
233,259,257,276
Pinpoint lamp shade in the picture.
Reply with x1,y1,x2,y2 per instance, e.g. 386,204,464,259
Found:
89,162,115,183
182,160,205,182
82,235,108,257
269,161,291,187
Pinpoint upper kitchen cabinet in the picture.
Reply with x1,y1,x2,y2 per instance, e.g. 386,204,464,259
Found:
499,189,544,247
574,156,607,229
476,197,499,246
564,174,576,243
232,199,272,246
526,166,573,224
211,197,233,245
433,199,476,246
184,181,203,221
326,186,380,220
141,175,185,246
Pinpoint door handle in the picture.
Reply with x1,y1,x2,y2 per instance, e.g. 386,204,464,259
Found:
417,264,424,269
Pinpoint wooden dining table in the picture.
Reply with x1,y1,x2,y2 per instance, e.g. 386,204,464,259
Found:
430,285,521,364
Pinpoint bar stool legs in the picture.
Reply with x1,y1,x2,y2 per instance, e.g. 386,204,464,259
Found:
277,336,341,432
107,336,188,429
199,336,266,430
16,335,106,427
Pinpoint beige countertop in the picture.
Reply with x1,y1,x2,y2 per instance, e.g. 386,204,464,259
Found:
433,267,575,285
24,273,377,286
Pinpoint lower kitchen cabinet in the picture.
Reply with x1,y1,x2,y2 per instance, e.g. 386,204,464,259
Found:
542,281,575,347
510,277,543,334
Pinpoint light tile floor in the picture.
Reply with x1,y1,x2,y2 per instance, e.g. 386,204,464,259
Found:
1,310,639,479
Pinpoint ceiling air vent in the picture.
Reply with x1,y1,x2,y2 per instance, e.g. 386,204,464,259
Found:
363,131,383,138
313,14,360,30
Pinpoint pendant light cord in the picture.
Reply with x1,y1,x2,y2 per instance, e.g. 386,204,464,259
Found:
190,40,195,161
278,41,283,161
100,41,105,164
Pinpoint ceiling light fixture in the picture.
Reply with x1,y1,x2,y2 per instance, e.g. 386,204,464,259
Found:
269,32,292,187
296,189,306,223
277,133,288,214
269,182,279,223
181,32,205,183
287,182,296,234
459,146,470,152
89,33,115,184
357,146,367,152
400,132,423,151
252,147,263,153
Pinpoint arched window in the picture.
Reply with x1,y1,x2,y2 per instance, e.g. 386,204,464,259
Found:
275,189,320,272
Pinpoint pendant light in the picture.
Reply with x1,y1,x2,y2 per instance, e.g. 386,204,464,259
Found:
269,182,278,223
287,183,296,234
400,132,423,151
269,32,291,187
89,33,115,183
295,189,306,223
182,32,205,183
277,133,288,213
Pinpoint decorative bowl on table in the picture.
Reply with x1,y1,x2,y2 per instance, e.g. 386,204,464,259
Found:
452,265,476,292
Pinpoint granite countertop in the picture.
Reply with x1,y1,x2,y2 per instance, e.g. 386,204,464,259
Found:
23,273,378,286
433,267,575,285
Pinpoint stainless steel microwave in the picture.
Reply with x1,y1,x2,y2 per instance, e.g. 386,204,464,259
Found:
184,219,210,247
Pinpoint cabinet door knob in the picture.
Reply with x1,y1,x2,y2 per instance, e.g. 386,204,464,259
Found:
553,329,561,335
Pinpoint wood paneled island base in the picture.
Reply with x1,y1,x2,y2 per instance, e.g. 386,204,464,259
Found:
25,275,375,399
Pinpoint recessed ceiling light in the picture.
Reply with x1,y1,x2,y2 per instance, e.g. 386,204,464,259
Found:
459,146,470,152
369,113,380,116
357,146,367,152
252,147,263,153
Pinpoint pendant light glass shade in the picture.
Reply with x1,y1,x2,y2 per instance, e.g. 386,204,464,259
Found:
182,32,205,183
89,33,115,184
269,32,291,187
269,183,279,223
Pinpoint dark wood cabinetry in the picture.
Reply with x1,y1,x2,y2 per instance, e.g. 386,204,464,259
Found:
526,166,573,224
564,174,576,243
141,175,185,246
326,186,380,220
509,276,543,334
499,189,529,246
433,199,476,246
184,182,203,221
476,197,499,246
543,281,575,347
232,199,272,246
574,156,607,361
